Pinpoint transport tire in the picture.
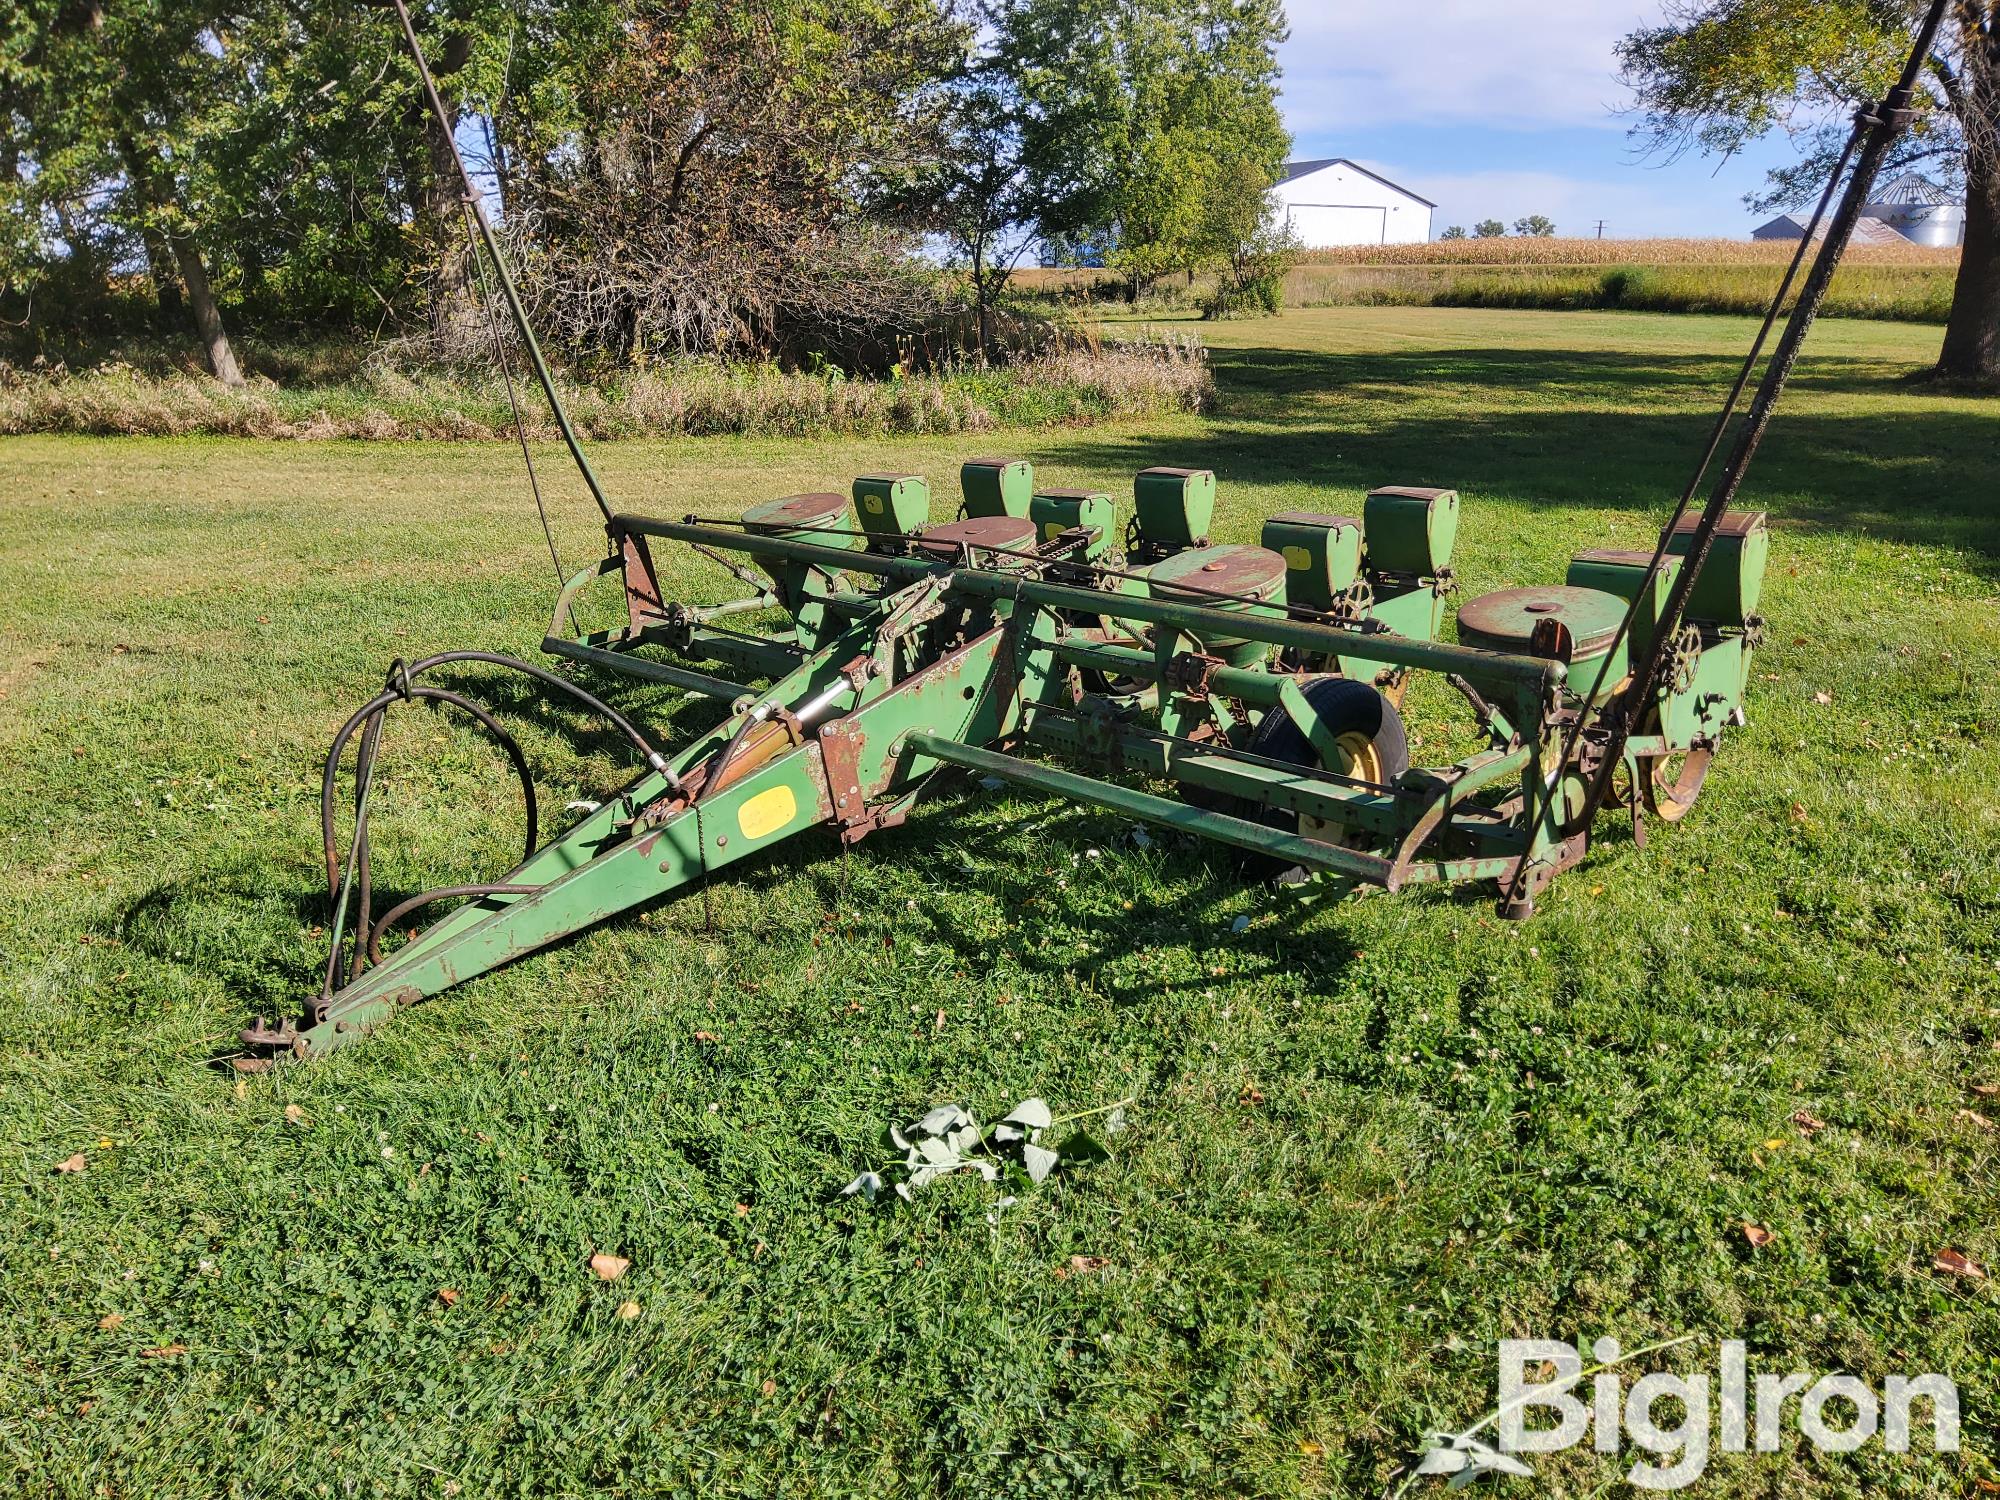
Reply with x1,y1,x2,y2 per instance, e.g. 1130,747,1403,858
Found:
1241,676,1409,883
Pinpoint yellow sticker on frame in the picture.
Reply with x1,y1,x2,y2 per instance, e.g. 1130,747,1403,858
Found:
736,785,797,841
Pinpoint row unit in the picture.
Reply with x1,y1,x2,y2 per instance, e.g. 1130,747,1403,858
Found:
741,459,1462,611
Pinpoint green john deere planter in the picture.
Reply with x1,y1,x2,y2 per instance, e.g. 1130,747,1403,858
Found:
242,0,1938,1066
242,455,1767,1062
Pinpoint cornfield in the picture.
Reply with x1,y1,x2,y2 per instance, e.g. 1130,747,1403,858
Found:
1016,237,1962,324
1291,236,1960,267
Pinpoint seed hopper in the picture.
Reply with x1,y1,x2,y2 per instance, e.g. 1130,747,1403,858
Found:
237,0,1943,1066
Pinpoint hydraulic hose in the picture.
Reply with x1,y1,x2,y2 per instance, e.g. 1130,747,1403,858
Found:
317,651,681,1001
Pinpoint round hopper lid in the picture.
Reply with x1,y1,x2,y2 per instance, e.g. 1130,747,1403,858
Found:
913,514,1038,560
1144,543,1289,606
743,491,851,533
1457,585,1628,654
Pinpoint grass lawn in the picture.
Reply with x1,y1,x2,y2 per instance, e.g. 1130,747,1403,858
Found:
1,305,1995,1497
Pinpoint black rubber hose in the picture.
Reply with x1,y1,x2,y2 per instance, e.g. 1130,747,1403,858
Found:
318,649,677,995
321,685,540,987
402,651,676,783
321,685,540,904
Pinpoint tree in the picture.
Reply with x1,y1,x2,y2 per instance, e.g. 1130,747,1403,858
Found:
1439,224,1468,239
6,0,245,380
996,0,1291,298
496,0,965,364
1473,219,1505,237
1512,214,1556,236
1619,0,2000,381
898,35,1034,360
3,0,474,365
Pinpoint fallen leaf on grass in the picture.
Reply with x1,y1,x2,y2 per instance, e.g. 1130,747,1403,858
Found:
54,1154,86,1174
1812,691,1832,705
589,1253,630,1282
1742,1222,1775,1249
733,1202,750,1217
1054,1255,1110,1279
1298,1439,1324,1456
1957,1110,1994,1132
1789,802,1808,823
283,1104,306,1126
1763,1137,1786,1151
1970,1083,1999,1098
97,1313,124,1331
693,1030,718,1043
616,1301,640,1319
437,1288,460,1306
140,1344,187,1359
1239,1086,1265,1107
1792,1110,1828,1136
1934,1248,1985,1279
761,1378,778,1398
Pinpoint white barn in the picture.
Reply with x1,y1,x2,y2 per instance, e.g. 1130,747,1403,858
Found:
1270,159,1435,247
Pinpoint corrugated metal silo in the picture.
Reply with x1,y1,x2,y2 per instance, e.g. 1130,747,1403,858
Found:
1864,174,1966,247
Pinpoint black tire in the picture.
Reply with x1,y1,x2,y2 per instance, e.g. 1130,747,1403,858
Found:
1242,676,1409,880
1250,676,1409,783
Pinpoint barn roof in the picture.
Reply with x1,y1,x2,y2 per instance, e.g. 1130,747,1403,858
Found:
1752,212,1913,245
1276,158,1437,208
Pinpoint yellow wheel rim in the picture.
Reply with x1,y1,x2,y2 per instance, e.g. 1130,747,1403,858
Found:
1334,729,1384,784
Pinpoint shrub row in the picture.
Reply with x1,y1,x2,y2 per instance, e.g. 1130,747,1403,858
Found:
1282,262,1958,323
0,334,1212,441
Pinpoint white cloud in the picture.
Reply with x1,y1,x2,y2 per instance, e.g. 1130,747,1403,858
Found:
1279,0,1647,134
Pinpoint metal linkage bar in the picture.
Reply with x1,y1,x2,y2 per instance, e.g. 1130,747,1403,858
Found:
540,636,754,701
612,516,939,585
901,731,1398,884
947,570,1563,690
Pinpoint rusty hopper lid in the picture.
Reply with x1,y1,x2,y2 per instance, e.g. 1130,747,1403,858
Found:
743,491,850,531
1572,547,1682,572
1269,510,1361,530
912,514,1037,560
1667,510,1765,538
1145,543,1288,605
1367,485,1455,502
1457,585,1628,654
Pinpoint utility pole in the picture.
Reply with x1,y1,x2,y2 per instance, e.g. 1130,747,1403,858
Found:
1593,219,1607,239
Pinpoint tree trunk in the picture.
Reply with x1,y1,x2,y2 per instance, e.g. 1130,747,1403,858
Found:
141,225,185,325
1937,151,1999,381
116,134,241,385
404,27,476,337
1938,21,1999,382
168,228,244,387
972,241,990,364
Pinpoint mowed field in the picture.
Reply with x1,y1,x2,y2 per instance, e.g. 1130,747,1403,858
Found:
1,306,1996,1497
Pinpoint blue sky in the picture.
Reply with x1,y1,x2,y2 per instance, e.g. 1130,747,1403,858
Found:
1277,0,1813,237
